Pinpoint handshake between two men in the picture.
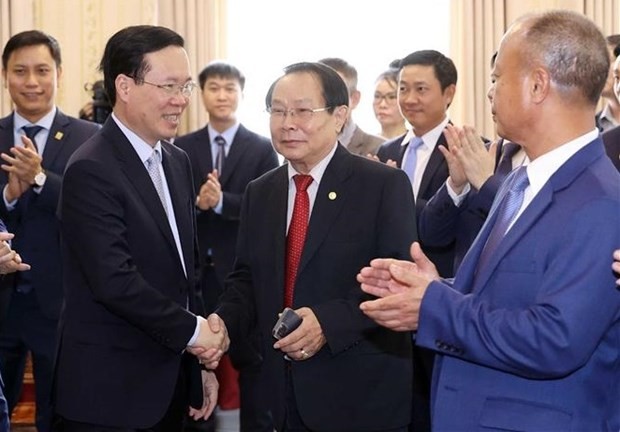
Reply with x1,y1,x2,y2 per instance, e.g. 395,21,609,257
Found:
187,313,230,369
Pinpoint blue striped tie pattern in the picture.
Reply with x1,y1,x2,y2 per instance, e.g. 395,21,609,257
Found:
477,166,529,272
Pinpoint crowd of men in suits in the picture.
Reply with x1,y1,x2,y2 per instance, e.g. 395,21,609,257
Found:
0,8,618,432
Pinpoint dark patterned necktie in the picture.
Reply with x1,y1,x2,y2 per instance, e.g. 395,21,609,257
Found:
214,135,226,173
22,125,44,152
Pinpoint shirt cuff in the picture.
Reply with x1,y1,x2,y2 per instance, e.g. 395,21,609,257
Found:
446,181,471,207
3,186,17,210
187,315,206,347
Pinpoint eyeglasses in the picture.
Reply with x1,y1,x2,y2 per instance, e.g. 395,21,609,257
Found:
266,106,332,122
128,75,198,98
373,92,398,104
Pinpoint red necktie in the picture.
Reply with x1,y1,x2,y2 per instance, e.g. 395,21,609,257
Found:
284,174,313,308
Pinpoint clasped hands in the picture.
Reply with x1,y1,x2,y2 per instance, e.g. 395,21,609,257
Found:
187,313,230,369
195,170,222,210
1,135,43,202
0,232,30,275
357,242,439,332
440,124,497,194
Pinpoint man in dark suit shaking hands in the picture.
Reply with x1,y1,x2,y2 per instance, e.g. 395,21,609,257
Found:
215,62,417,432
54,25,228,431
0,30,99,431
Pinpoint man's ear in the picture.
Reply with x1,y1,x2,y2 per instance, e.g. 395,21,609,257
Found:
116,74,132,102
335,105,349,133
530,67,550,104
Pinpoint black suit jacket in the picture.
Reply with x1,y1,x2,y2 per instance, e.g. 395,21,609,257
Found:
602,125,620,172
175,124,278,289
54,118,203,428
217,145,416,431
0,110,99,323
376,131,454,277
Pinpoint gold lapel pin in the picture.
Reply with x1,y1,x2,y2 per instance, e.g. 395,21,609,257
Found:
328,191,337,200
54,131,64,140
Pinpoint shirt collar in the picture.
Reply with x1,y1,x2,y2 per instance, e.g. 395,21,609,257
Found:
111,113,162,164
14,107,57,132
287,141,338,185
401,116,449,149
208,122,240,147
525,128,598,196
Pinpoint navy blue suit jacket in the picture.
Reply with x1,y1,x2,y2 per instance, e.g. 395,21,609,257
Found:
55,118,204,428
217,145,416,431
0,110,99,321
417,138,620,430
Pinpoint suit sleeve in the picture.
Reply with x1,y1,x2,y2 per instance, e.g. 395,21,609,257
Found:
312,168,418,353
416,198,620,378
61,158,197,353
418,182,460,247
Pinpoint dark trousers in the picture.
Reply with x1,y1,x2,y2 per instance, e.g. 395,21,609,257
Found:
0,290,57,432
186,263,273,432
283,368,407,432
59,360,189,431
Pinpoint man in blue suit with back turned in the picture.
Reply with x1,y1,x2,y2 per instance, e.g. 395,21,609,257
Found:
0,30,99,431
359,10,620,431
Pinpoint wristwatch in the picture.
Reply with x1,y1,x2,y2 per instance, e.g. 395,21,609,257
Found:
33,170,47,188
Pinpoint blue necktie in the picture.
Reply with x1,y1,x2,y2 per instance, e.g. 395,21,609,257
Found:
477,166,529,272
402,137,424,186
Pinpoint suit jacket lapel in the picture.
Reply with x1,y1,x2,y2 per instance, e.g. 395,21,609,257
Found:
219,125,247,187
41,110,70,168
106,121,177,253
466,138,605,295
161,143,194,276
297,145,351,275
266,166,288,304
418,132,447,198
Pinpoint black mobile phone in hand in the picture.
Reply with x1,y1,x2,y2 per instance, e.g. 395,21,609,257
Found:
272,307,302,340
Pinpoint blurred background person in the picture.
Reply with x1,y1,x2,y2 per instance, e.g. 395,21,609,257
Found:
603,43,620,172
596,34,620,131
319,57,385,156
373,68,407,139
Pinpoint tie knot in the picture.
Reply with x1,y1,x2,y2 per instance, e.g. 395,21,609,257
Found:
214,135,226,147
510,166,529,192
293,174,313,192
501,142,521,160
409,137,424,150
22,125,44,141
147,149,162,167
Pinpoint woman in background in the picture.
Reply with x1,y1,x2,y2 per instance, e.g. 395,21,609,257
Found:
373,68,407,139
